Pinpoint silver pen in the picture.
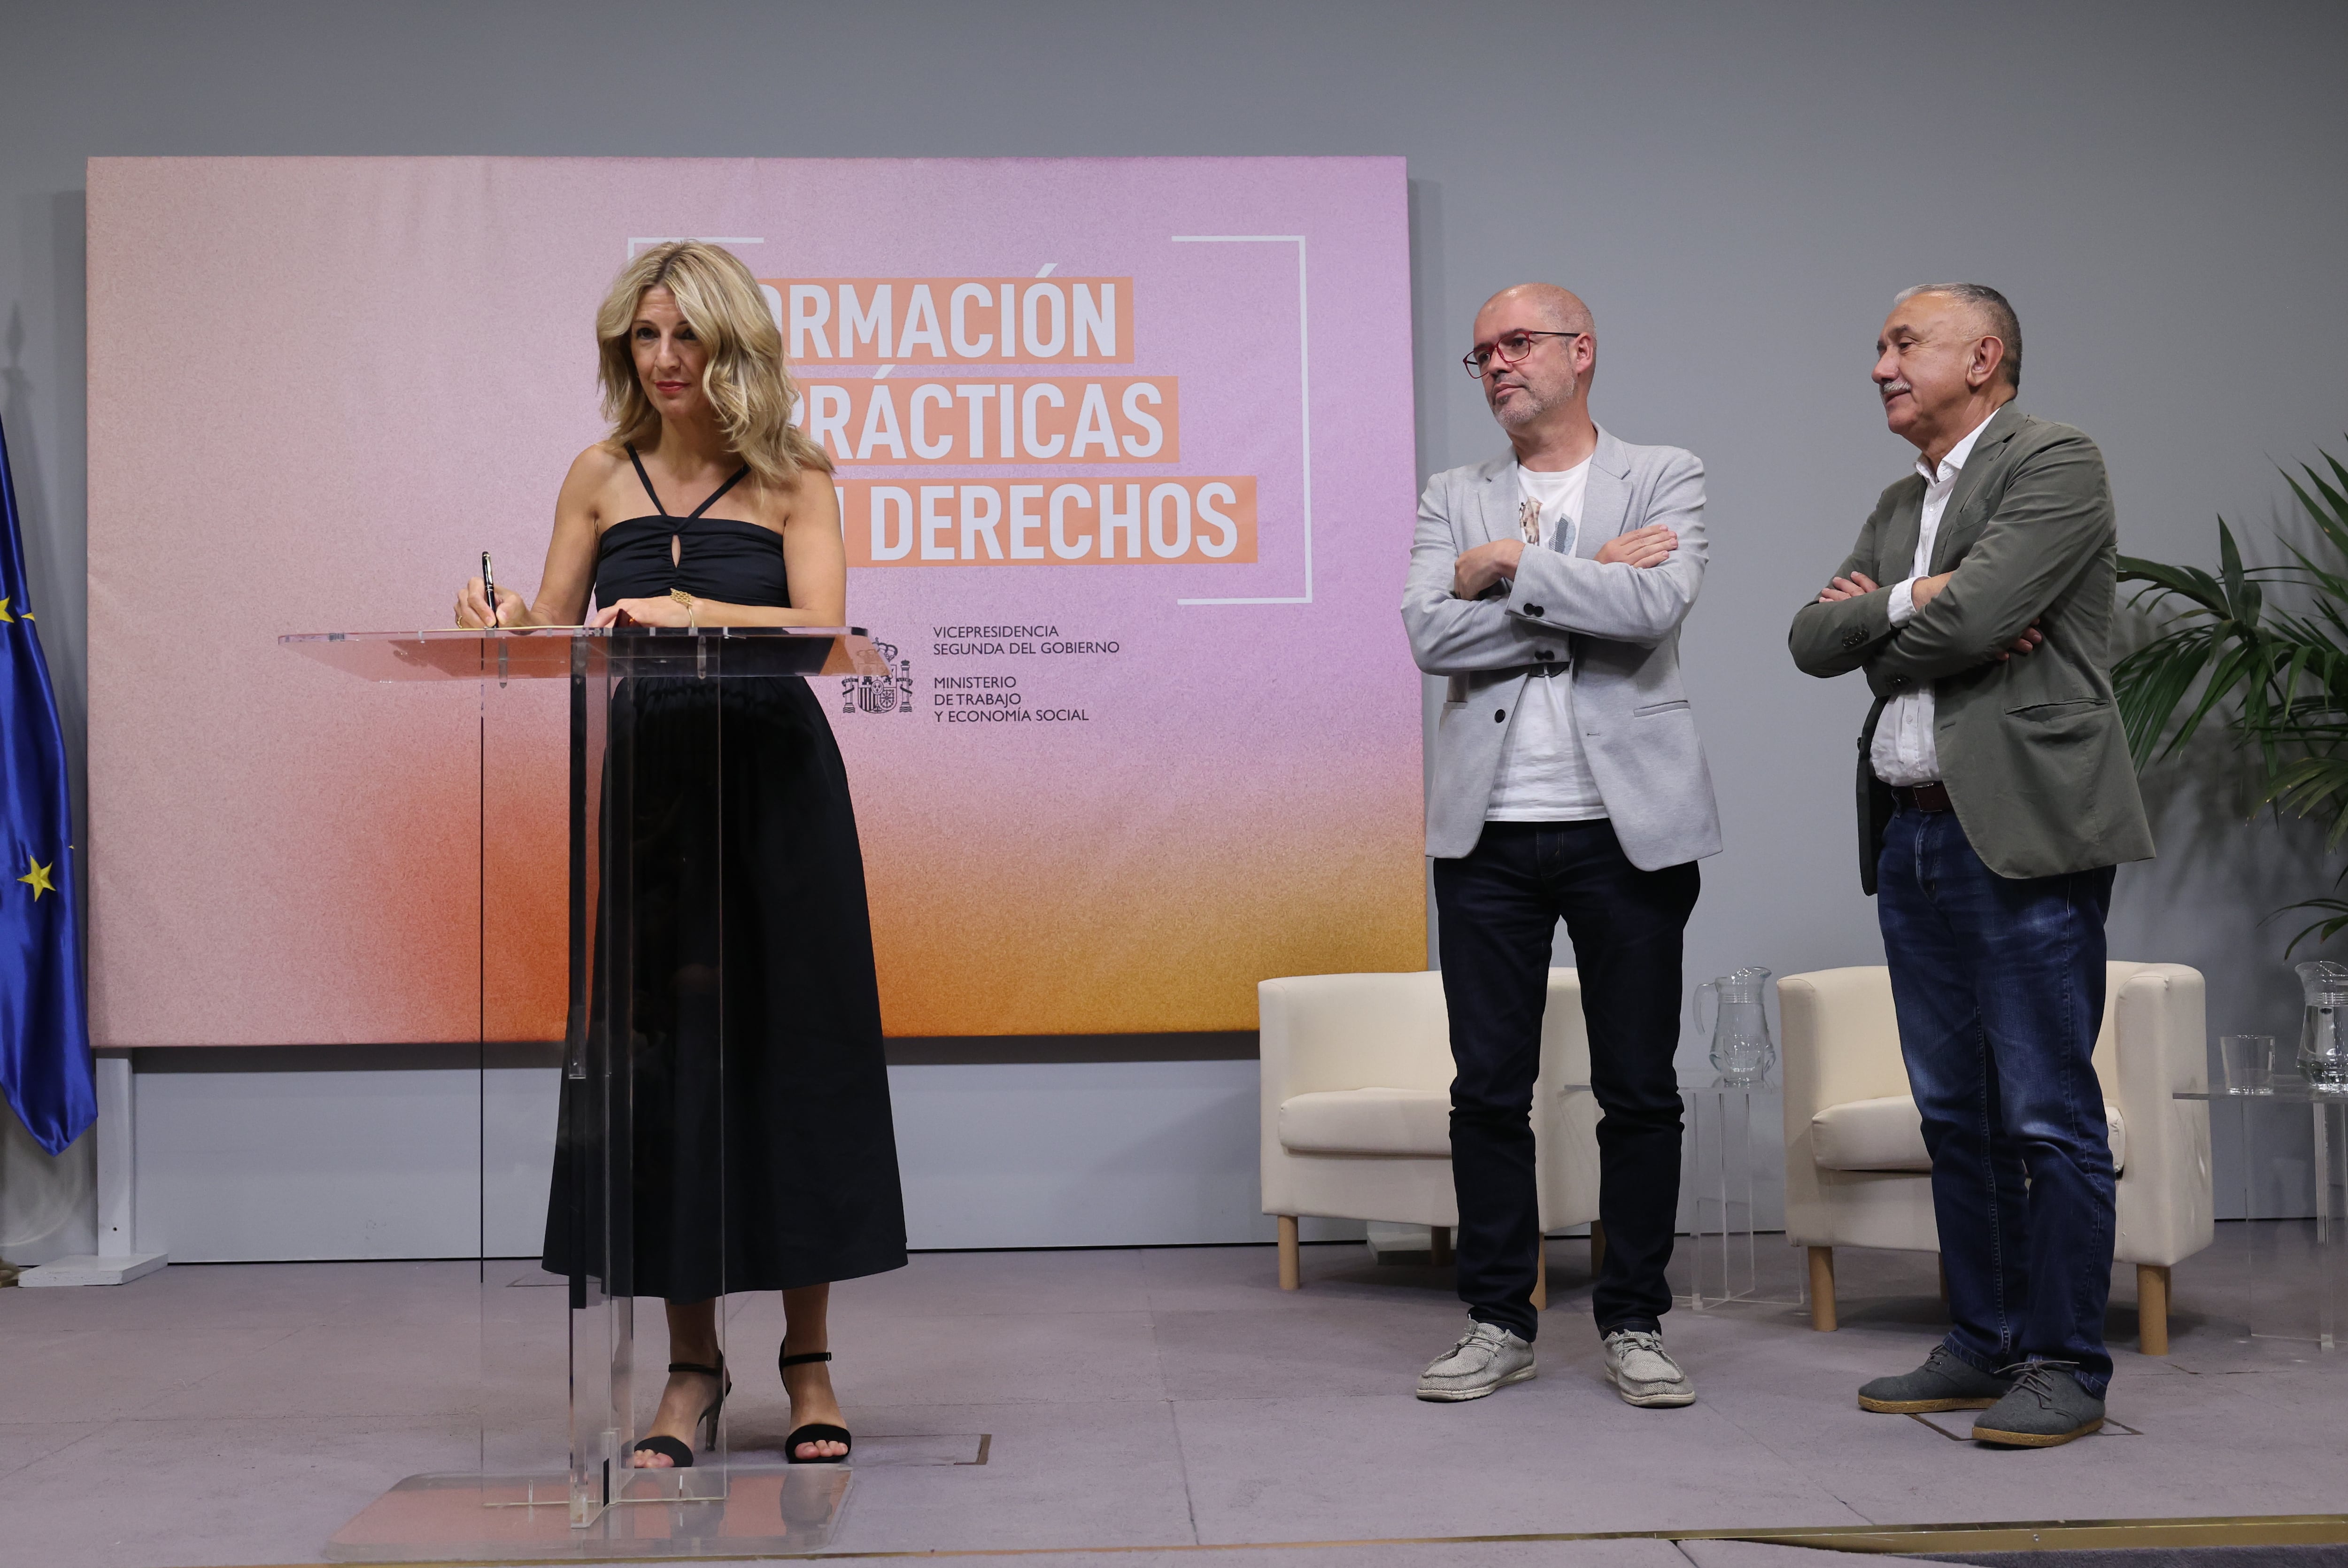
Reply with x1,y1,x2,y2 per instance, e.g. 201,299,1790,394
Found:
480,551,499,628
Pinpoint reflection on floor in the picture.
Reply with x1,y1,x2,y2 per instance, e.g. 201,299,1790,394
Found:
0,1222,2340,1568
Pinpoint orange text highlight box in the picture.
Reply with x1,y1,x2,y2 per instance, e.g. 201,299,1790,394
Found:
843,478,1256,566
768,278,1135,365
797,377,1176,465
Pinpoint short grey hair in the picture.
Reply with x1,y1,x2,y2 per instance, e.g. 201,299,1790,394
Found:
1894,282,2022,390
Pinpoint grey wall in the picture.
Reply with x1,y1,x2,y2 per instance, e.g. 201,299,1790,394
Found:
4,0,2346,1254
119,1051,1360,1262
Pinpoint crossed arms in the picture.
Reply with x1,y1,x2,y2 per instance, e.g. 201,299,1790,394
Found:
1787,431,2111,690
1402,452,1707,677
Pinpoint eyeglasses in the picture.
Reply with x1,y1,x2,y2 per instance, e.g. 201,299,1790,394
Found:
1463,329,1582,378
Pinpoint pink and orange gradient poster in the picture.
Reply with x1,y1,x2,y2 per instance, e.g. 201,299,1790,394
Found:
85,157,1422,1045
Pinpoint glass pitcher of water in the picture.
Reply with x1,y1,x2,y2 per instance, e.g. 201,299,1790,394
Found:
2298,960,2348,1090
1698,966,1776,1085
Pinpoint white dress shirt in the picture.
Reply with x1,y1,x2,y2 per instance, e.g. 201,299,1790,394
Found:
1488,458,1607,821
1870,411,1996,787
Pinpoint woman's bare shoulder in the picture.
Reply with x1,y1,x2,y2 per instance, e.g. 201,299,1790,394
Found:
566,442,630,486
711,463,819,537
555,442,632,519
765,463,839,531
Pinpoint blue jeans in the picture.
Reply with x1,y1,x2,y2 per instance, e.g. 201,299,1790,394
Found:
1877,806,2118,1396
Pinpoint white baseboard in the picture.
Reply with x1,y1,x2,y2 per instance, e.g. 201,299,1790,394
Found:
19,1251,168,1286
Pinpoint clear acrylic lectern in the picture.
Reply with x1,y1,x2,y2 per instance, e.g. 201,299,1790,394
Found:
282,626,886,1561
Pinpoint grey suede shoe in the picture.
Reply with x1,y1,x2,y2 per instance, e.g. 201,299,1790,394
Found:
1415,1322,1535,1402
1857,1344,2015,1414
1971,1361,2105,1447
1601,1329,1695,1407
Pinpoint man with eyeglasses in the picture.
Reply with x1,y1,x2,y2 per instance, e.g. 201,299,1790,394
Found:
1402,283,1719,1408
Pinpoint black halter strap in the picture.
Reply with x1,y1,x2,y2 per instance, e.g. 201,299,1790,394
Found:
625,445,750,522
625,444,670,517
687,464,751,519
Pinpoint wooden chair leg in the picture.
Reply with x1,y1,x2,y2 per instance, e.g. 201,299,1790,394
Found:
1531,1239,1549,1311
1807,1246,1838,1331
1430,1225,1453,1267
1277,1215,1300,1290
1589,1219,1607,1278
2138,1263,2171,1356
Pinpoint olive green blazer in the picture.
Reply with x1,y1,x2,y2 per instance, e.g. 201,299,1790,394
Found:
1788,402,2154,890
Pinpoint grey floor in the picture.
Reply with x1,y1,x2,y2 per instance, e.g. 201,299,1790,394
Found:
1,1224,2341,1568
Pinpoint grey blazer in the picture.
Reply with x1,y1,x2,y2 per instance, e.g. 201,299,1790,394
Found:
1788,402,2154,888
1403,428,1723,869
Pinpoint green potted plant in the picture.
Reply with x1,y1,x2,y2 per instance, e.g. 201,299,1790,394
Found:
2114,447,2348,953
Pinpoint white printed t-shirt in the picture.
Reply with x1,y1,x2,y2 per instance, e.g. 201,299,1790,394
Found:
1487,457,1607,821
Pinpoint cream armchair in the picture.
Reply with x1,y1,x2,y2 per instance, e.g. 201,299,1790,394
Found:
1260,970,1602,1297
1780,962,2212,1353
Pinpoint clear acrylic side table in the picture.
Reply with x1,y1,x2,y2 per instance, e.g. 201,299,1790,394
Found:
2176,1080,2348,1352
1676,1080,1798,1309
1552,1079,1797,1310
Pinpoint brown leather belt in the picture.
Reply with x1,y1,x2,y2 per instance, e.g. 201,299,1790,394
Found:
1895,781,1954,813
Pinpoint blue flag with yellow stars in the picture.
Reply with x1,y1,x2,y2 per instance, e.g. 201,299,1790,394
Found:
0,414,94,1156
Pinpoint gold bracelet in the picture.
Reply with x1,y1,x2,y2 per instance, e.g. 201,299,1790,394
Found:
670,587,699,628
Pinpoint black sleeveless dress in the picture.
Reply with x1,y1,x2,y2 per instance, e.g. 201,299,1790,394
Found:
541,450,907,1299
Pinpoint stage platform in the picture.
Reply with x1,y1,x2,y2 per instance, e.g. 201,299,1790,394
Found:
0,1227,2341,1567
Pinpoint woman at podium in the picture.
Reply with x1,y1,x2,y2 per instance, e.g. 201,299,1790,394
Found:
455,240,905,1468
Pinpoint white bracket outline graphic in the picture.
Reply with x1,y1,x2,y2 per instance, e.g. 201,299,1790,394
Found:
1169,235,1309,606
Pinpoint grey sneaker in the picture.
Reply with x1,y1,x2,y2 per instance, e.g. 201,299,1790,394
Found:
1970,1360,2105,1447
1858,1344,2016,1414
1601,1329,1694,1407
1415,1322,1535,1402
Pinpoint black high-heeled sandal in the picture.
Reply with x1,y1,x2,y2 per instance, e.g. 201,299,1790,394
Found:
630,1358,730,1469
779,1349,851,1464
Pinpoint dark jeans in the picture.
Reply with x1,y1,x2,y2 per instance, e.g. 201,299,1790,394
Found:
1877,805,2118,1396
1431,820,1700,1342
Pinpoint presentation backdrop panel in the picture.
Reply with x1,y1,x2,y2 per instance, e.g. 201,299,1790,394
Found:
86,156,1422,1045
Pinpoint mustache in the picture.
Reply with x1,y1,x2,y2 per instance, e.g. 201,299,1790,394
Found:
1880,379,1913,397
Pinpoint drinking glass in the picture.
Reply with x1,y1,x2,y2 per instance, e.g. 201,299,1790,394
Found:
2219,1034,2276,1096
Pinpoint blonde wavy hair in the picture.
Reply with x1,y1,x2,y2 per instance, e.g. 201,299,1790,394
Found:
595,240,832,486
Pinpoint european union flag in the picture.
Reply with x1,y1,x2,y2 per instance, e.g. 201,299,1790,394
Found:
0,415,94,1156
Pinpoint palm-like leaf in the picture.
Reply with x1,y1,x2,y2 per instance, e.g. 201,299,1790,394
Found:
2281,898,2348,957
2118,444,2348,952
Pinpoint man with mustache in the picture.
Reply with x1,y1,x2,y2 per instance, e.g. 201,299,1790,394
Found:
1402,284,1720,1407
1790,285,2152,1447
